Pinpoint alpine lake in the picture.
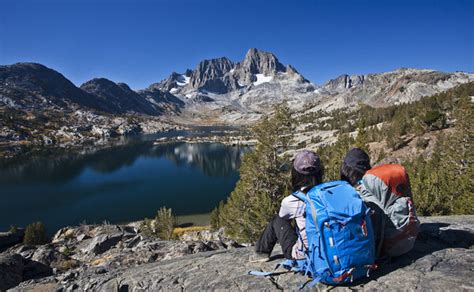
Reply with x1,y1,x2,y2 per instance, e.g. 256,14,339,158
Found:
0,127,250,234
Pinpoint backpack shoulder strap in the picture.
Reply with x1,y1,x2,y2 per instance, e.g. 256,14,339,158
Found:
292,191,307,202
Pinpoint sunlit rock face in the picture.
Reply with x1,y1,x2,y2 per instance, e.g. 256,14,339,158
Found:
2,50,474,132
147,50,473,125
312,69,474,111
6,216,474,291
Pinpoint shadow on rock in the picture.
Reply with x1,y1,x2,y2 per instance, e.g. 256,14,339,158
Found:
364,222,474,283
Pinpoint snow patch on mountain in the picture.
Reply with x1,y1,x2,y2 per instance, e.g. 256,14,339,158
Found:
176,74,190,86
253,74,272,86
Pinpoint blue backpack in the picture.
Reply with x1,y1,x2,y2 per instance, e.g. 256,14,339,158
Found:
250,181,377,288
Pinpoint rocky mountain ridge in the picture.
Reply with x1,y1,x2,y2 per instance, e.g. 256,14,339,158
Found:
0,63,107,112
1,215,473,291
1,49,474,148
2,50,473,122
80,78,160,116
311,68,474,111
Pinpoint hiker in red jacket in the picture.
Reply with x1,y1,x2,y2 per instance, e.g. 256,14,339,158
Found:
250,150,324,262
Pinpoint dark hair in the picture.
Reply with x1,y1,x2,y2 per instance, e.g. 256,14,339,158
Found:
340,162,369,186
291,166,324,193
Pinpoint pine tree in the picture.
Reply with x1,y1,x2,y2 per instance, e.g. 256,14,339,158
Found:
23,222,48,245
140,207,176,239
217,103,294,242
210,200,224,231
406,87,474,215
155,207,176,240
444,93,474,214
319,133,354,181
355,118,369,153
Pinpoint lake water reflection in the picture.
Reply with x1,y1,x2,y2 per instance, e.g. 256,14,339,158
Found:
0,139,249,233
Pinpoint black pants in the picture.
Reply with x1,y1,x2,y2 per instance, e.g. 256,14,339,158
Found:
255,215,298,259
366,201,387,258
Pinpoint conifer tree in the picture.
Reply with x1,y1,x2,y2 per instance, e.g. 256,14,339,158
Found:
155,207,176,240
216,103,294,242
355,118,369,153
24,222,48,245
210,201,224,231
444,93,473,214
319,133,354,181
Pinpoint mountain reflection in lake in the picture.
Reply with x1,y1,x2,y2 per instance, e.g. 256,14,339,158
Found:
0,141,250,233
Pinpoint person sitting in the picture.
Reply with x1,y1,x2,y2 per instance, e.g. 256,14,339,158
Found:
340,147,372,187
339,148,384,252
340,147,420,258
250,150,324,262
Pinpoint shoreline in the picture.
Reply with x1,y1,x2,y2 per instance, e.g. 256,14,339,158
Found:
124,212,212,230
153,135,256,147
176,213,212,227
0,125,249,160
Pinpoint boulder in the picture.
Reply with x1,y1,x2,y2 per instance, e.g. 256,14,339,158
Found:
22,259,53,280
84,234,123,255
52,227,76,243
31,245,61,265
76,234,91,242
0,254,23,291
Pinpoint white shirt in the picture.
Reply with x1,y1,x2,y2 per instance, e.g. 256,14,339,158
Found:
279,194,307,259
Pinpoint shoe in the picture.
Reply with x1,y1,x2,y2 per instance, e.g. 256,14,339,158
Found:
249,252,270,263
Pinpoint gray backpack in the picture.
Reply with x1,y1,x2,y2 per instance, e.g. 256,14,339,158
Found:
358,164,420,257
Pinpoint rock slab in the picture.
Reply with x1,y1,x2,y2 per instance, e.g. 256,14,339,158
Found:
10,215,474,291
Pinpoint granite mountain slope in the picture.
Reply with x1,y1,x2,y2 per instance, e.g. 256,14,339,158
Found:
146,49,474,124
1,49,474,129
0,63,179,116
80,78,160,116
0,63,110,113
309,68,474,112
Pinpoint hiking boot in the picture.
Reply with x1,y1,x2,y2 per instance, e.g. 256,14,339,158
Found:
249,252,270,263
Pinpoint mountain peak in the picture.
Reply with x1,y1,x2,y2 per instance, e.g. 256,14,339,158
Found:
153,48,308,94
81,77,116,87
80,78,161,115
241,48,285,75
188,57,235,93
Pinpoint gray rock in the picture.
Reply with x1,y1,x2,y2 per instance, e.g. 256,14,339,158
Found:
22,258,53,280
235,48,287,85
189,57,235,93
31,245,60,265
76,234,90,242
10,215,474,291
124,235,141,248
0,254,23,291
80,78,160,116
84,233,123,255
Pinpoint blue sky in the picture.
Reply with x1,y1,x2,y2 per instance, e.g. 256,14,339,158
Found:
1,0,473,89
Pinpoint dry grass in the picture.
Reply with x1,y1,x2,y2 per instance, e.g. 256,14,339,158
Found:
90,254,114,266
172,226,210,238
54,259,80,272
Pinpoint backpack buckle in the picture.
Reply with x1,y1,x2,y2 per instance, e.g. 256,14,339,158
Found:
332,267,355,283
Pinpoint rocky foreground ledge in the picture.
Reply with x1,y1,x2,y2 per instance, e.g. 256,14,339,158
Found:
2,216,474,291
